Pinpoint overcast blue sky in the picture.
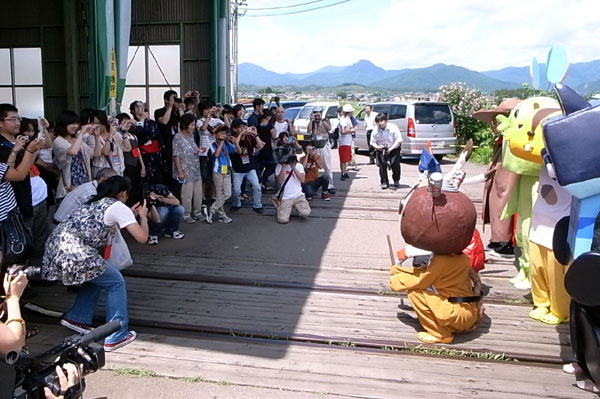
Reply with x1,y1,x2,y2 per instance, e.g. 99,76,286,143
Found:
238,0,599,73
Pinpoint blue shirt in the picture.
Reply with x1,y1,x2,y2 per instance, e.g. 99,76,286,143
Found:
211,141,236,174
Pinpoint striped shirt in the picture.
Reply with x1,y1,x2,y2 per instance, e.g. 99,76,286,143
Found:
0,163,17,222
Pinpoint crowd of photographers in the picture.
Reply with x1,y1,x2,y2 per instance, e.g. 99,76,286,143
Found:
0,91,345,350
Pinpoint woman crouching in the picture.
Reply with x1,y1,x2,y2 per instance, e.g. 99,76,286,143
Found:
42,176,149,351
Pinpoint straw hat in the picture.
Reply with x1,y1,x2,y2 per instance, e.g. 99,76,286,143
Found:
471,99,521,124
342,104,354,113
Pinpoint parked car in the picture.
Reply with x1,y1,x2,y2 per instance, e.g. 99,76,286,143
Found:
354,101,456,160
294,102,339,135
284,106,302,126
243,100,309,121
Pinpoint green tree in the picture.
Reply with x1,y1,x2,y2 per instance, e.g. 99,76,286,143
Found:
438,82,493,147
337,91,347,100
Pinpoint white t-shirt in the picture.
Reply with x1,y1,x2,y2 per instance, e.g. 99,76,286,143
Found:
529,167,572,250
30,175,48,206
338,116,354,147
274,121,290,136
103,201,137,229
275,163,304,200
365,111,378,131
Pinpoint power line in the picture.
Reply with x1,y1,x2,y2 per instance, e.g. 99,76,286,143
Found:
244,0,324,11
244,0,351,17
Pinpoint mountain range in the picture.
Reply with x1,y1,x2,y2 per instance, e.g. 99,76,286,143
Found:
239,59,600,94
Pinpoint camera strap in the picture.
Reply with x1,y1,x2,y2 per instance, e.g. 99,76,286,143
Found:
277,169,295,201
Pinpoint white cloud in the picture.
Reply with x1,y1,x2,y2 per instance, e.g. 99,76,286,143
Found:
239,0,600,73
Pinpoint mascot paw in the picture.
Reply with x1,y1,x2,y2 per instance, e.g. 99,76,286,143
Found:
529,307,550,321
417,332,453,344
539,312,569,325
513,279,531,290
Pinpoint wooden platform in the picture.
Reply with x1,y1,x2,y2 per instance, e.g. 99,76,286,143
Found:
22,158,592,398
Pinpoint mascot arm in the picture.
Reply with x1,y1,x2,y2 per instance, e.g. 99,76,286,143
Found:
389,265,440,292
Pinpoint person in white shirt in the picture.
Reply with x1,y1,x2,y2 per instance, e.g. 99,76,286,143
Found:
364,105,378,165
338,104,356,181
53,168,117,223
370,113,403,189
274,155,311,223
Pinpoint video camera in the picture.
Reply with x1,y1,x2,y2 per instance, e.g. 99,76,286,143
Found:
7,265,42,281
7,320,120,399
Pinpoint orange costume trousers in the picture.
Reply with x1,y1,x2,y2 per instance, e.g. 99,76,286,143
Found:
407,289,479,340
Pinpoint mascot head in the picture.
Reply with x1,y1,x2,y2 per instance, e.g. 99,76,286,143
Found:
401,187,476,254
496,97,559,175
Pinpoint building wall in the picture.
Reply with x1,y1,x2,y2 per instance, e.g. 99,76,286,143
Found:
0,0,220,119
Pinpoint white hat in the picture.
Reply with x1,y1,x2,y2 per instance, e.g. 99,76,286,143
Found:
342,104,354,113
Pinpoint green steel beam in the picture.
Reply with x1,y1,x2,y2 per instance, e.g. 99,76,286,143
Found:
63,0,80,111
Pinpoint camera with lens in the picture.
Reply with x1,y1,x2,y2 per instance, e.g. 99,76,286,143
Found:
7,265,42,281
8,320,120,399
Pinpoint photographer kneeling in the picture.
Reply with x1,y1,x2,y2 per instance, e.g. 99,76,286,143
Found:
42,176,149,352
146,183,185,245
274,150,311,224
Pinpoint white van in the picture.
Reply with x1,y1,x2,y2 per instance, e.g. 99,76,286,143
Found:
355,102,456,160
294,102,339,135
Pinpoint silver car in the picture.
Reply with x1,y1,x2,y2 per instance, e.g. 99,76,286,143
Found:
355,102,457,160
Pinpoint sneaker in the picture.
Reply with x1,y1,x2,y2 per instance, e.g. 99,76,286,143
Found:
253,207,264,214
103,331,137,352
381,183,389,190
306,196,313,201
485,241,501,252
164,230,184,239
261,184,273,192
489,242,515,259
60,318,92,334
328,188,336,195
342,173,350,179
147,235,159,245
393,181,400,188
192,211,206,222
219,215,233,224
340,175,346,181
183,216,196,224
206,212,213,224
229,206,241,212
321,193,331,201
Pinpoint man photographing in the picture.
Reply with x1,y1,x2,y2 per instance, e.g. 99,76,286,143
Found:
274,152,311,224
370,113,402,189
300,145,330,201
307,107,335,194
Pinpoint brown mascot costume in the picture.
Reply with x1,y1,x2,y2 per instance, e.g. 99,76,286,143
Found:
390,184,481,344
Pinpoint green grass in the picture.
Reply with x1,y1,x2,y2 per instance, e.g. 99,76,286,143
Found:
469,147,493,165
381,344,514,361
113,368,158,378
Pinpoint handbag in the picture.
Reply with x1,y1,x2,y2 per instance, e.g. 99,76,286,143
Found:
0,208,33,266
272,169,294,208
103,229,133,270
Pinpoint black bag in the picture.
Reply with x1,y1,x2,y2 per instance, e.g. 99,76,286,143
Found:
0,209,33,266
330,126,340,141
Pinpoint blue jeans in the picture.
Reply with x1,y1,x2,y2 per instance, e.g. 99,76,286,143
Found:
232,170,262,208
149,205,184,236
65,264,129,344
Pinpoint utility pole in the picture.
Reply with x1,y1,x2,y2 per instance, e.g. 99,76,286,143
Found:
231,0,246,102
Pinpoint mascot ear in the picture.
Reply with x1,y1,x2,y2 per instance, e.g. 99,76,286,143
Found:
496,114,510,132
554,84,591,115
